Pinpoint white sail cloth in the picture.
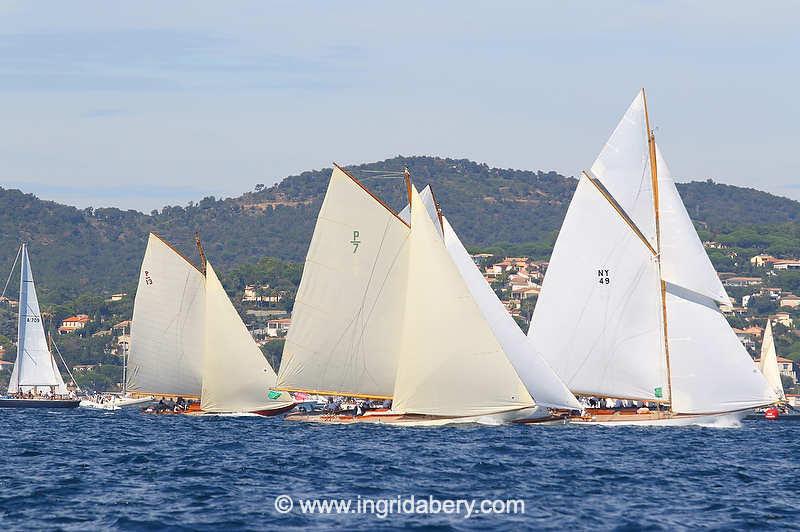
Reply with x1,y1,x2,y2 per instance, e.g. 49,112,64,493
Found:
666,285,777,413
402,186,580,410
201,262,293,413
530,90,774,413
278,166,410,398
7,244,68,395
392,185,534,417
529,176,667,401
758,320,785,402
127,234,205,397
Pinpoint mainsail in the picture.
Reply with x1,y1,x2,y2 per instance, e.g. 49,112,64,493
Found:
277,165,410,398
392,185,534,417
758,320,785,402
7,244,68,395
529,90,775,413
201,261,293,412
127,233,205,397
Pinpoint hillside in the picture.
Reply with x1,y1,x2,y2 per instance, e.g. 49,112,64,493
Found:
1,155,798,304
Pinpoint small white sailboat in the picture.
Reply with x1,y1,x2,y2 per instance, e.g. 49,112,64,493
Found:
279,165,578,426
758,320,786,403
527,89,777,426
80,321,153,410
1,243,79,408
128,233,293,415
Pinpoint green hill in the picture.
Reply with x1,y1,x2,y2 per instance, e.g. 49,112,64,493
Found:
1,155,798,305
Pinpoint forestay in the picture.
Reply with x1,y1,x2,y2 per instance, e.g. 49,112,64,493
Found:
201,262,293,413
7,244,68,395
278,166,410,398
127,234,205,397
392,185,534,417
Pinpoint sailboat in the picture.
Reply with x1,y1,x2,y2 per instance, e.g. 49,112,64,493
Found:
758,320,786,403
0,243,80,408
127,233,293,415
278,164,579,426
527,89,776,426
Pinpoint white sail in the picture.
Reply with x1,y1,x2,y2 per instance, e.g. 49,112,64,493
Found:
392,185,534,417
656,146,730,305
127,234,205,397
590,90,657,249
528,177,667,401
666,284,776,413
397,186,441,236
278,166,410,398
8,244,68,395
201,262,294,413
441,217,581,410
758,320,785,402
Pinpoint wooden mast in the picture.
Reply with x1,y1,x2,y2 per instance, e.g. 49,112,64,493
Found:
643,88,674,411
194,232,207,276
403,167,413,208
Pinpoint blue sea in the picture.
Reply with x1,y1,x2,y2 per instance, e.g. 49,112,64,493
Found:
0,409,798,531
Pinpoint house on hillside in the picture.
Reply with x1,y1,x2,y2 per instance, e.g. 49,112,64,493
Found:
266,318,291,337
773,259,800,271
0,296,18,307
779,294,800,309
105,293,127,302
733,328,757,350
242,284,284,305
771,312,794,328
754,355,797,384
723,277,763,288
72,364,100,373
750,254,778,267
58,314,91,334
470,253,493,266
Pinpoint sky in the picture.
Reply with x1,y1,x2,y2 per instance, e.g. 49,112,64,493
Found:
0,1,798,211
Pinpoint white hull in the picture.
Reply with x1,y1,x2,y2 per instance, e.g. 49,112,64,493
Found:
571,409,751,427
80,395,154,410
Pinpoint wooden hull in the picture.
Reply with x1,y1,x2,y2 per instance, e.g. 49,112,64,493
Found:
567,408,752,427
0,398,80,409
285,406,547,426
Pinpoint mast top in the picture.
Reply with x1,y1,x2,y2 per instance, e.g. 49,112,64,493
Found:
403,167,413,208
194,232,207,276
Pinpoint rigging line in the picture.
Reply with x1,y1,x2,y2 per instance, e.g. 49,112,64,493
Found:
1,244,22,300
353,169,406,174
583,170,657,257
51,336,80,391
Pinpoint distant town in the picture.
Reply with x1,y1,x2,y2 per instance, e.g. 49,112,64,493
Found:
0,240,798,399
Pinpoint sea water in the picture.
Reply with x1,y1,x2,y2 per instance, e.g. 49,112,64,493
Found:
0,409,798,530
